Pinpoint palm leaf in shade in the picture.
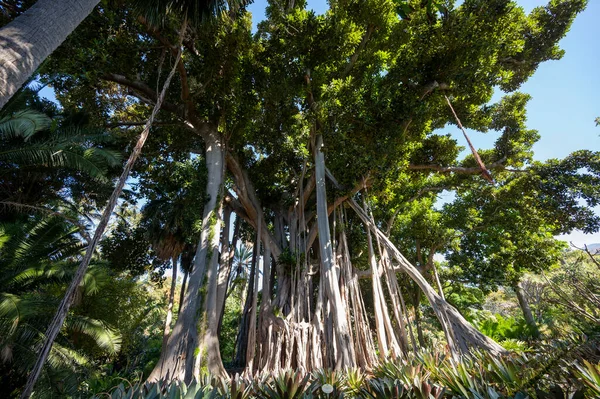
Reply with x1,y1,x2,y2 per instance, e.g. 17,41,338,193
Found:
129,0,247,27
0,110,51,140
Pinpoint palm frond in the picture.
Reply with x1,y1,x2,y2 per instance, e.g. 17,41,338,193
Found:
130,0,239,27
64,315,122,354
47,341,91,369
0,146,110,181
0,110,51,140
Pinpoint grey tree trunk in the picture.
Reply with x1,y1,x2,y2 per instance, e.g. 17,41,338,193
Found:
514,280,540,338
0,0,100,109
179,270,188,313
20,42,183,398
194,198,227,379
147,133,225,383
314,134,355,369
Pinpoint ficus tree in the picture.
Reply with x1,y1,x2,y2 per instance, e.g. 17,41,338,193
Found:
19,0,593,385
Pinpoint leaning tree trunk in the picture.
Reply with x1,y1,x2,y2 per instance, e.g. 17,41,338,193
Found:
514,280,540,338
314,134,355,369
20,41,184,398
0,0,100,109
148,132,225,383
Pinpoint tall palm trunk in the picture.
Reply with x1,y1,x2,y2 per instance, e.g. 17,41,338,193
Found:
162,257,178,348
20,42,183,399
0,0,100,109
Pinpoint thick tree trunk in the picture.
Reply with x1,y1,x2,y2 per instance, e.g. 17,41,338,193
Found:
0,0,101,109
195,197,228,379
514,280,540,338
21,42,183,398
314,134,355,369
148,133,225,383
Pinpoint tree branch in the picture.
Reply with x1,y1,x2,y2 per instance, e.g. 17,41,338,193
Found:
101,73,184,118
342,24,375,77
407,159,525,174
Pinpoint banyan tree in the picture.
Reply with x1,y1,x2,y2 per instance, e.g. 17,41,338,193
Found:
28,0,586,385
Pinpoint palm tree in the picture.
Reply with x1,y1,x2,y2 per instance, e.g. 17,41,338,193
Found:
0,88,122,224
139,157,205,373
142,199,188,361
0,217,121,397
0,0,233,109
0,0,101,109
16,2,245,394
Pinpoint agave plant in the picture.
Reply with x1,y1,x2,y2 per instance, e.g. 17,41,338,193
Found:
255,370,311,399
574,360,600,397
310,369,347,398
361,378,407,399
213,374,253,399
95,380,221,399
344,368,367,397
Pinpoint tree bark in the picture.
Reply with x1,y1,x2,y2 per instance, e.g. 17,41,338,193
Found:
514,280,540,338
314,134,355,369
179,270,188,314
0,0,101,109
157,257,178,375
195,197,228,379
367,225,390,359
147,132,225,383
20,37,183,398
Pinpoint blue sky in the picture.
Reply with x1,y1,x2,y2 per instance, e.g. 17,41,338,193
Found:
245,0,600,245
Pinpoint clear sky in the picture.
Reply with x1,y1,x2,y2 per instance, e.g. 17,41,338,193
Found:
245,0,600,245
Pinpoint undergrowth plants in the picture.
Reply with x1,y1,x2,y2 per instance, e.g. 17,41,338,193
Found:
97,343,600,399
